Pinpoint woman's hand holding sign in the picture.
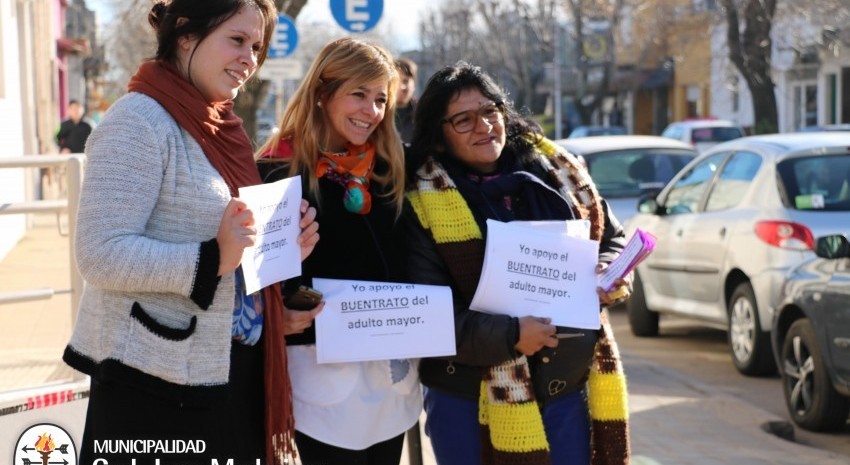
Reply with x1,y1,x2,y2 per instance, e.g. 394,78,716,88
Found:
297,199,320,261
217,198,256,277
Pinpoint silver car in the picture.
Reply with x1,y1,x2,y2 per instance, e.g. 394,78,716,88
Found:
556,135,698,224
625,132,850,376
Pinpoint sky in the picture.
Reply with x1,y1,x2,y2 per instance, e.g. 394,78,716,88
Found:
86,0,433,52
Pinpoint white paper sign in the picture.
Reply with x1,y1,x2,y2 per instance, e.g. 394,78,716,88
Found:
313,278,456,364
519,219,591,239
469,219,601,329
238,176,303,294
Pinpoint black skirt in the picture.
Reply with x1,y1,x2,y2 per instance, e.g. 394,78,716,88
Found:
78,340,265,465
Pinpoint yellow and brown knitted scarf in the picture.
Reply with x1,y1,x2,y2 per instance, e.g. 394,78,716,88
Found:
407,136,630,465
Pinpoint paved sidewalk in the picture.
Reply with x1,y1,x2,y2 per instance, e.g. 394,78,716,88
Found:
0,215,76,392
2,217,849,464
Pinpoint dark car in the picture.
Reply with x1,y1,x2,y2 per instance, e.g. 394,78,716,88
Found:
772,234,850,431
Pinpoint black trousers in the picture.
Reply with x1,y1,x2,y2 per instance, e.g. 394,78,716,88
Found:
78,341,265,465
294,430,405,465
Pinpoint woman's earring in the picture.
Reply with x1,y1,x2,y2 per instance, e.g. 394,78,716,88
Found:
316,101,322,108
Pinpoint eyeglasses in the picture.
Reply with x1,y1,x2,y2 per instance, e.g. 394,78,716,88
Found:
441,102,505,134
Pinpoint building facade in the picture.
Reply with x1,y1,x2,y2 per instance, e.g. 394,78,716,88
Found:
710,12,850,133
0,0,91,260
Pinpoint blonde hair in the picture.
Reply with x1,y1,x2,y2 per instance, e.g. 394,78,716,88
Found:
257,38,405,214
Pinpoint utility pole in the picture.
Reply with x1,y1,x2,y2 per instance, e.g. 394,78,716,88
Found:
554,18,563,140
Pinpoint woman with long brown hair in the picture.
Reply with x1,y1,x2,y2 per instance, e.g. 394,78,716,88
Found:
63,1,318,464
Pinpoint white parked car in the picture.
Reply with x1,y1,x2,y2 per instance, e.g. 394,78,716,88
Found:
661,119,745,153
556,135,697,224
624,132,850,376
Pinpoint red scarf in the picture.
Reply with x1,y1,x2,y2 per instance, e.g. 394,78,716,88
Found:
128,60,295,464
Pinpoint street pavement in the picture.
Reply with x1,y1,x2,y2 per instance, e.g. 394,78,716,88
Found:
2,215,848,464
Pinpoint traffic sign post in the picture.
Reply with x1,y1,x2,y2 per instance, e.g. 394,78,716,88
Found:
269,14,298,59
257,60,303,82
330,0,383,33
260,15,300,126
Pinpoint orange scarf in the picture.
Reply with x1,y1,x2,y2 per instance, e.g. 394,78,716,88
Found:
128,60,295,465
317,142,376,214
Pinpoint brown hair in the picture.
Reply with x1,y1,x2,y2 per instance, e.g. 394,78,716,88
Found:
147,0,276,69
395,56,418,79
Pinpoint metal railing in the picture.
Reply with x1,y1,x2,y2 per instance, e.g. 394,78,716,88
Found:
0,155,428,464
0,154,85,325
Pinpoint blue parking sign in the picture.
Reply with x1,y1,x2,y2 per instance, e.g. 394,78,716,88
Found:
330,0,383,33
269,14,298,59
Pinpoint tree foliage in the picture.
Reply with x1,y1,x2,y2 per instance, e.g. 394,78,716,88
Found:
564,0,624,125
418,0,628,126
418,0,557,114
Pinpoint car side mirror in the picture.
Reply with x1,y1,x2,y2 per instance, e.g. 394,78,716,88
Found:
637,195,660,215
814,234,850,259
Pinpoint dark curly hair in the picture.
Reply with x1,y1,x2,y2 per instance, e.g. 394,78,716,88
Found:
407,61,542,179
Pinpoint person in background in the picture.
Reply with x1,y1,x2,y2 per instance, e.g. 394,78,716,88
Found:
405,62,631,465
256,37,420,465
394,56,418,145
56,99,93,153
62,1,319,464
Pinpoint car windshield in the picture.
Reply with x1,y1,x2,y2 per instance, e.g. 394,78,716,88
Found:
585,149,695,198
691,127,743,143
777,155,850,211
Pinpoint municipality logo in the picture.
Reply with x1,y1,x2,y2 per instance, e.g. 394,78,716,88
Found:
13,423,77,465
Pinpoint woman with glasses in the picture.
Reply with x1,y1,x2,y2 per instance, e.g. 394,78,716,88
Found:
405,62,632,465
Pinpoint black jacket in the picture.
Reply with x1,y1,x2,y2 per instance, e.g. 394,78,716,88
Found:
258,159,408,345
405,162,627,403
56,118,92,153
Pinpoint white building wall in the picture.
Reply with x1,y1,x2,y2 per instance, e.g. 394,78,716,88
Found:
709,16,824,133
709,24,752,129
819,50,850,125
0,0,28,260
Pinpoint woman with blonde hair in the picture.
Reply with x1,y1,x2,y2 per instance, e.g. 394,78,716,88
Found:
257,37,417,465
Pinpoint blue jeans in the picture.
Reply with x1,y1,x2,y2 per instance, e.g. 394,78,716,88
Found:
423,387,590,465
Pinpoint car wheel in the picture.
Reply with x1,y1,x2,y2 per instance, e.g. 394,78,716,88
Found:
781,319,850,431
627,272,658,337
728,282,776,376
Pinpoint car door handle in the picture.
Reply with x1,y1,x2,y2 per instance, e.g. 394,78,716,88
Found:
676,229,683,237
719,227,726,238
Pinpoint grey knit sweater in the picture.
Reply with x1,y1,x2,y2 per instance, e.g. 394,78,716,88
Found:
64,92,237,390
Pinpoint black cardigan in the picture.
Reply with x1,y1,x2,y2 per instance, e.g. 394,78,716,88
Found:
258,160,407,345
